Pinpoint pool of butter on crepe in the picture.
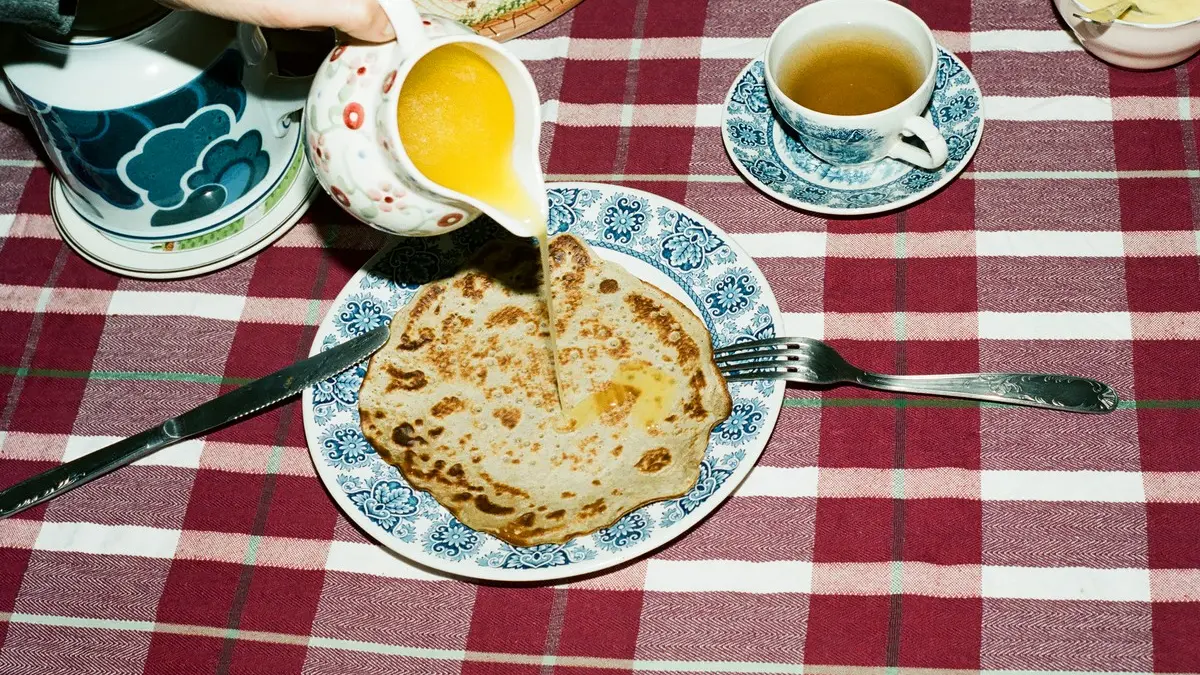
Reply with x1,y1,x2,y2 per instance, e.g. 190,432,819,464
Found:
358,235,732,547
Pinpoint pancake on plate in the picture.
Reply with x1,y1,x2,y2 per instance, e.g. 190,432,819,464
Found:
359,234,731,547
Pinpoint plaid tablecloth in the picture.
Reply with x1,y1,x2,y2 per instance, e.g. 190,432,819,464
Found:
3,0,1200,673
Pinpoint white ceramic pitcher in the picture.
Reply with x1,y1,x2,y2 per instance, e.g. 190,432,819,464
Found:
304,0,546,238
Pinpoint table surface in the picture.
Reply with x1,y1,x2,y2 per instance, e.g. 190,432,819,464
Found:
2,1,1200,673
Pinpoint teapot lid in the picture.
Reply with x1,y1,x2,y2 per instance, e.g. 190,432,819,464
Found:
30,0,169,45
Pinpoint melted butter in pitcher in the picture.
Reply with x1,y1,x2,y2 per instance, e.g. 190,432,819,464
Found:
397,44,565,408
568,362,678,430
397,44,526,211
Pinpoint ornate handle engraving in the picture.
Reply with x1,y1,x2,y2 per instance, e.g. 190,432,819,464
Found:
0,426,170,519
858,372,1120,414
2,473,89,518
979,374,1119,413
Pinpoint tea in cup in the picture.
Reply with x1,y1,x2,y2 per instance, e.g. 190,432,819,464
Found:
764,0,948,169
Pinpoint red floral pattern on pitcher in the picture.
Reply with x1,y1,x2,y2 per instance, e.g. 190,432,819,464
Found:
308,131,331,172
331,185,351,208
343,103,365,130
367,182,407,212
306,16,481,236
438,213,464,228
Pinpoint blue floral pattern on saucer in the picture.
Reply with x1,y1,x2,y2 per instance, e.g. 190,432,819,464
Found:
302,182,785,582
723,47,984,216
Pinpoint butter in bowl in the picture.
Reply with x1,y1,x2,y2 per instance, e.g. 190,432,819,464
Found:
1054,0,1200,69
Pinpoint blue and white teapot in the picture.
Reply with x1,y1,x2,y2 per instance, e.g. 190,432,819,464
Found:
0,0,311,243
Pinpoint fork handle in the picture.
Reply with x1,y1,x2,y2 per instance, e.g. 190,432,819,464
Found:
855,372,1120,414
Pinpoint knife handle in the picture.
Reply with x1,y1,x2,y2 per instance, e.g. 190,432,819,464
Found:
0,424,177,519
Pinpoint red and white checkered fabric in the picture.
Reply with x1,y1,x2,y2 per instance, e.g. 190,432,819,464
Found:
2,0,1199,673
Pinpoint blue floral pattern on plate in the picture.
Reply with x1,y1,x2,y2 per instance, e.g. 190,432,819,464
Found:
705,272,758,318
717,400,768,443
596,511,654,552
600,194,649,244
548,188,601,236
424,518,482,561
661,450,745,527
337,294,388,337
483,541,598,570
659,206,733,272
722,48,984,215
312,334,366,425
302,183,786,582
339,467,423,540
321,423,374,469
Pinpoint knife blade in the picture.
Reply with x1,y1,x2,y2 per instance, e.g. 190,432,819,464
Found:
0,325,390,519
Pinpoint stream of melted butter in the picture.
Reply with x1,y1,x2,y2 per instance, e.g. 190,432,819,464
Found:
397,44,565,410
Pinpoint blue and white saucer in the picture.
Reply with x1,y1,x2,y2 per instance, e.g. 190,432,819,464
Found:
722,47,984,216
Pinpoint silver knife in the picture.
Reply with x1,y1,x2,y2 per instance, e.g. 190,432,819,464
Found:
0,325,390,519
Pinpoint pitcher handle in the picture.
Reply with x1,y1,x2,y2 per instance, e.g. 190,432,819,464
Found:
377,0,433,59
238,24,314,138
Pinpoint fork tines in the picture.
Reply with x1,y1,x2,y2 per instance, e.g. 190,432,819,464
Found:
712,337,816,381
712,337,807,357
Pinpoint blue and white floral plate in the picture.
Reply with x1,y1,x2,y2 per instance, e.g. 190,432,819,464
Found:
302,182,785,582
722,47,984,216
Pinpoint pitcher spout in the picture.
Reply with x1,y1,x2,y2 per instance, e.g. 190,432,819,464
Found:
381,36,548,239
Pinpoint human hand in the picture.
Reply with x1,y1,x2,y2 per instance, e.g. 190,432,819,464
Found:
157,0,395,42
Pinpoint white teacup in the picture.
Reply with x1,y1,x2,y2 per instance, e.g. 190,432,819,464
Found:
764,0,948,169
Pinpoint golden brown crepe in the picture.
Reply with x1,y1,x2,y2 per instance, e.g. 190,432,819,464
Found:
359,234,731,546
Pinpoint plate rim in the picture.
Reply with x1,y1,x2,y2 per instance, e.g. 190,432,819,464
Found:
720,46,985,217
301,181,787,583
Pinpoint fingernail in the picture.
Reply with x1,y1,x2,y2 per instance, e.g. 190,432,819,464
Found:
382,22,395,39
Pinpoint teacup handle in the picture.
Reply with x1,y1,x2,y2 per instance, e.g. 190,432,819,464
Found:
887,116,948,170
378,0,433,59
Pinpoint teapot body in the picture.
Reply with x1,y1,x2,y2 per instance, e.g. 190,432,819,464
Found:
0,3,311,241
304,17,477,237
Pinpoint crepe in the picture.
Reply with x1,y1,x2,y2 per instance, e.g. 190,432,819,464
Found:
359,234,731,547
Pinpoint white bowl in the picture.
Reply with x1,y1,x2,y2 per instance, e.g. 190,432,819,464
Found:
1054,0,1200,69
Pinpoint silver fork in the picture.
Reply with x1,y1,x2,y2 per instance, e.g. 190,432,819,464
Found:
714,337,1119,414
